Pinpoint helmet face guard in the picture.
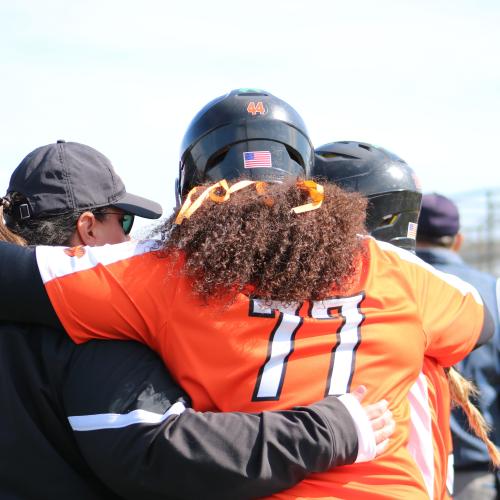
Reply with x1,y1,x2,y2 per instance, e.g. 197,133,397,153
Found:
178,89,313,201
313,141,422,251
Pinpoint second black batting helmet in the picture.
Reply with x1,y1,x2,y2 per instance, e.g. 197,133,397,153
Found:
177,88,314,201
314,141,422,251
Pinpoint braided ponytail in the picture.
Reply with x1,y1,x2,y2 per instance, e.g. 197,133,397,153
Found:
447,366,500,467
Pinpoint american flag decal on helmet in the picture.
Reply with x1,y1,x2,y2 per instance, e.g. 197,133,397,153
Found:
407,222,418,239
243,151,272,169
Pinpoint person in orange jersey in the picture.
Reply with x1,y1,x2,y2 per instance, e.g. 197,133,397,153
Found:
315,142,500,498
0,140,393,499
314,140,452,500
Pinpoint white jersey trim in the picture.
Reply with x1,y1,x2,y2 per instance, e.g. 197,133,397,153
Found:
68,401,186,431
36,239,161,284
374,239,483,305
447,452,454,496
407,372,434,500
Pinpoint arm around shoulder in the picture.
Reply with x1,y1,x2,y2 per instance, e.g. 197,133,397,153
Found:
63,340,360,499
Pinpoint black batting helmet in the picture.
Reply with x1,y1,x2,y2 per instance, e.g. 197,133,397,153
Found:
177,88,313,201
314,141,422,251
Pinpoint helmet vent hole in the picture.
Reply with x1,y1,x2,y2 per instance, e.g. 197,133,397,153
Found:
285,145,305,168
358,144,371,151
206,148,230,171
378,214,399,228
318,151,358,159
237,92,269,97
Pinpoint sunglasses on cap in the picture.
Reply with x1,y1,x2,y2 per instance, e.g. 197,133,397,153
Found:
98,211,135,235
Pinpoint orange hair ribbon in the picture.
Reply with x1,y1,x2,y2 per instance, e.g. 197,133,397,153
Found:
291,180,324,214
175,179,325,225
175,179,259,224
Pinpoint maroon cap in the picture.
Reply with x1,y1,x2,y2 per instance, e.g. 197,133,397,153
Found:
417,193,460,237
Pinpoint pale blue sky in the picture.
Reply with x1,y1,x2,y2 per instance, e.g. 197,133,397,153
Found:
1,0,499,234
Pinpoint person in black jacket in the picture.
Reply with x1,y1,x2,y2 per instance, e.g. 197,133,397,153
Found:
0,140,393,500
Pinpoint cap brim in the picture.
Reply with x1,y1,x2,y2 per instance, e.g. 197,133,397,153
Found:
114,192,163,219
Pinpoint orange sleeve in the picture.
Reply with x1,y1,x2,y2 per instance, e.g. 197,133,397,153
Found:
414,261,484,367
37,241,170,350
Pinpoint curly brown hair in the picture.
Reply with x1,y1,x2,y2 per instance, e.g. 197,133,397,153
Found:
159,179,368,302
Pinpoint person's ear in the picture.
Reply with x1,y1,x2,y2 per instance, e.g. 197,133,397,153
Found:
72,212,99,246
452,232,464,252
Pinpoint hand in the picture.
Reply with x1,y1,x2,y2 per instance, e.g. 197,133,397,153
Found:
351,385,395,456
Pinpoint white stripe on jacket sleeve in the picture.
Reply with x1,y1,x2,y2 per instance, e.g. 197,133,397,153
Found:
68,401,186,431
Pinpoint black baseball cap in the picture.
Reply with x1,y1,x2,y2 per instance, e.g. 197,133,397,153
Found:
5,140,162,221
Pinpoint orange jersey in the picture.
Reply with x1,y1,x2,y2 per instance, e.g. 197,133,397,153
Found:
37,237,484,499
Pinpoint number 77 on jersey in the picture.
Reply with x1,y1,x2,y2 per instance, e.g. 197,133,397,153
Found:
249,294,365,401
